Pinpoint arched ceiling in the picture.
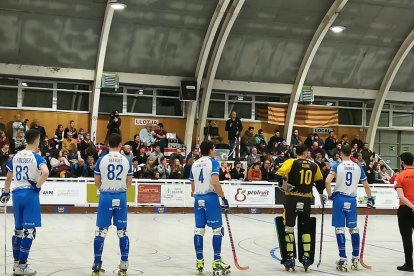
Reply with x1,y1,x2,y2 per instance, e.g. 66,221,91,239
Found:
0,0,413,92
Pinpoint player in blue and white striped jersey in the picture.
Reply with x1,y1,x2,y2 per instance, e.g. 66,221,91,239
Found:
0,129,49,276
92,133,132,276
189,140,230,275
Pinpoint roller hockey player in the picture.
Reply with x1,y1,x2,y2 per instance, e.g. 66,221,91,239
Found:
0,130,49,276
325,145,374,272
189,140,231,275
275,144,324,272
92,133,133,276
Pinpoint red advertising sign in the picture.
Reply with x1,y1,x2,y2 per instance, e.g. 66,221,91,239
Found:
137,184,161,204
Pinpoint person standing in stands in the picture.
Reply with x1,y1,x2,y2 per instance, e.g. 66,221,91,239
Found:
106,110,121,142
225,111,243,155
30,119,46,141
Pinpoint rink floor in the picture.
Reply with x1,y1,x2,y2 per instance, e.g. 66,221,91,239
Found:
0,212,410,275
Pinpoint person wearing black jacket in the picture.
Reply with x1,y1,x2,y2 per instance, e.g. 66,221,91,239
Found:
230,161,245,180
225,111,243,154
31,119,47,141
268,130,283,154
261,160,276,181
106,110,121,142
324,131,337,157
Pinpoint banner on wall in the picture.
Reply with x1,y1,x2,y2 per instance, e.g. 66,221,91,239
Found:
134,119,159,126
229,186,274,206
40,182,86,205
137,184,161,204
268,105,339,127
161,184,186,205
86,183,136,204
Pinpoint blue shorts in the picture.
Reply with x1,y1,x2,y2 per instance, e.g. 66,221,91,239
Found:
97,192,127,229
194,193,222,229
12,189,41,229
332,194,357,228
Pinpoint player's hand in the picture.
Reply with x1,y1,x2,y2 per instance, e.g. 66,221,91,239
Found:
367,197,375,208
221,197,229,211
319,194,328,204
0,192,10,204
29,180,41,193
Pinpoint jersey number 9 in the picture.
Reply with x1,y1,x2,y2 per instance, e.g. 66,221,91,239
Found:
107,164,123,180
15,165,29,181
299,169,312,185
345,171,352,186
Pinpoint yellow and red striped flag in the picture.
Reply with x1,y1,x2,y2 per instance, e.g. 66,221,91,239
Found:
268,104,338,127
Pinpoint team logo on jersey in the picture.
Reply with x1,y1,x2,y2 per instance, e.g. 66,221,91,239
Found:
234,188,247,202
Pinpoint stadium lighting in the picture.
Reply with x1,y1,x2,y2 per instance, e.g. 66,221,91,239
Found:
21,82,28,87
237,96,244,101
109,1,127,10
138,89,144,95
330,26,346,33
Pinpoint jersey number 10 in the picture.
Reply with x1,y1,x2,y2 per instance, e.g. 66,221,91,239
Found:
299,169,312,185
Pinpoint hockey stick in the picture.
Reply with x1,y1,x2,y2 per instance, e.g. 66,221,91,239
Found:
316,199,325,267
3,202,6,275
360,207,372,269
224,211,249,270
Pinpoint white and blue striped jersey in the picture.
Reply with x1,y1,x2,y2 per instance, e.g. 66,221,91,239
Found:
94,151,132,193
331,160,367,197
6,150,47,191
189,156,220,195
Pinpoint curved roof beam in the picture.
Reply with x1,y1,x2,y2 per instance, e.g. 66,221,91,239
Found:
184,0,231,151
198,0,246,141
284,0,348,144
366,29,414,150
90,0,115,143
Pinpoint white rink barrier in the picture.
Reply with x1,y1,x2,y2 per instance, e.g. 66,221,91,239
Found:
0,178,399,209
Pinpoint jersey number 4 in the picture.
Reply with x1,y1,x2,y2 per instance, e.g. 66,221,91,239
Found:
198,168,204,183
107,164,123,180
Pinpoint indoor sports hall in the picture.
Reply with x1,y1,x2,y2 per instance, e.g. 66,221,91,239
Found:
1,0,414,275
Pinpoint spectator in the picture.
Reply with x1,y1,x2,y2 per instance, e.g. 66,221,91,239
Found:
0,130,9,149
77,128,85,142
50,150,71,177
157,157,171,179
125,134,141,157
71,158,88,178
0,143,10,176
290,129,302,147
84,156,95,177
351,143,359,154
230,161,245,180
356,153,365,166
268,130,283,154
139,123,156,146
12,129,27,153
261,160,276,181
140,157,157,179
54,124,64,148
365,161,376,184
169,158,184,179
351,134,363,150
389,169,400,184
64,120,78,139
136,146,148,166
310,141,325,159
186,148,200,162
246,162,262,181
219,162,231,181
350,152,359,163
121,145,134,162
169,148,184,166
380,165,391,183
276,139,289,154
149,145,164,166
324,131,337,156
242,127,256,156
12,114,28,139
330,143,342,158
225,111,243,154
306,151,313,161
106,110,121,140
304,133,314,149
373,162,386,183
361,143,374,164
247,147,261,168
154,123,167,152
274,152,287,169
256,139,269,161
183,158,194,179
340,134,349,147
255,129,267,145
62,132,77,158
313,133,324,148
79,133,96,160
131,158,140,178
39,136,54,169
0,116,5,133
31,119,46,140
329,153,342,167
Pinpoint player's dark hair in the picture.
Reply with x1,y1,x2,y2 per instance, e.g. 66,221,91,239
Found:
25,129,40,144
200,140,214,156
108,133,122,148
400,152,414,166
295,144,308,156
341,145,352,156
248,126,254,131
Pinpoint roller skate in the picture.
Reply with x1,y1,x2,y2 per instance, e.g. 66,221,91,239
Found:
13,260,19,274
212,259,231,275
14,263,36,275
196,259,204,275
91,261,105,276
118,261,128,276
284,257,295,272
350,256,359,271
301,256,311,272
336,257,348,272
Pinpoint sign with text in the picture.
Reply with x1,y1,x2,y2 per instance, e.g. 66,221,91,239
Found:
134,119,159,126
137,184,161,204
161,184,185,205
40,182,87,205
313,128,333,134
229,185,274,206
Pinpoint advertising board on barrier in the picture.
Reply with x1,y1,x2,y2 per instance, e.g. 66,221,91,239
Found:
86,183,136,204
161,184,185,205
229,185,274,206
137,184,161,204
40,181,87,205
